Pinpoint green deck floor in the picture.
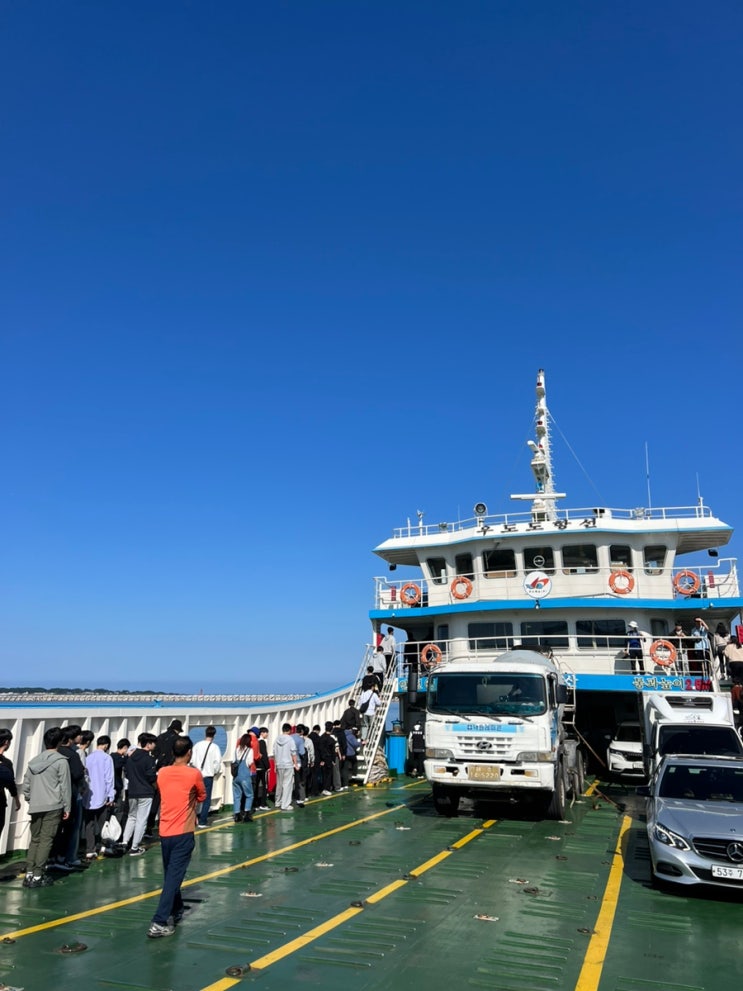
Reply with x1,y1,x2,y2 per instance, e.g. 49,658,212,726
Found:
0,780,741,991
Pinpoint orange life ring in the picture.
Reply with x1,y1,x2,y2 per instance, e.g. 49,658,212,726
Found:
650,639,678,668
400,582,422,605
673,570,701,596
420,643,443,670
451,576,473,600
609,570,634,595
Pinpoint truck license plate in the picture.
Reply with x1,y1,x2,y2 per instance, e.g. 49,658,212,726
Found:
711,865,743,880
468,765,500,781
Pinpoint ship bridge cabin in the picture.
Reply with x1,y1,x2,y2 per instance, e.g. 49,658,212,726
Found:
371,504,741,681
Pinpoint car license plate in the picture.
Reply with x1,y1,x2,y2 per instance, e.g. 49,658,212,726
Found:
711,865,743,880
468,765,500,781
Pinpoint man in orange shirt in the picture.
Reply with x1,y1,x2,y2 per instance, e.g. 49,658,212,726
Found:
147,736,206,939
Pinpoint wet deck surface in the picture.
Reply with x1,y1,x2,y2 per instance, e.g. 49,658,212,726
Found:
1,779,742,991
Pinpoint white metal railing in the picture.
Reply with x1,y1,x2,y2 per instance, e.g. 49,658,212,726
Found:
398,635,721,683
374,558,739,608
389,504,718,540
0,687,358,857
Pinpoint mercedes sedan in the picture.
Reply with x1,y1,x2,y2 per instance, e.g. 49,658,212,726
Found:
638,754,743,890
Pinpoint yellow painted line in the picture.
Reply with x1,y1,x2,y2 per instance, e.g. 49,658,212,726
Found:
574,814,632,991
201,979,240,991
0,803,407,940
198,815,497,990
364,878,408,903
249,906,364,969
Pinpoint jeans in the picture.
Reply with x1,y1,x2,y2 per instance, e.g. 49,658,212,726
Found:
122,797,153,848
198,777,214,826
232,767,253,813
151,832,195,925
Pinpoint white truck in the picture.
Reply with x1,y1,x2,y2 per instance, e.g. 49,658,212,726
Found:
641,691,743,777
423,648,584,819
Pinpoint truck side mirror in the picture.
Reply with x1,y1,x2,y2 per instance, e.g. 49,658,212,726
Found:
556,685,569,705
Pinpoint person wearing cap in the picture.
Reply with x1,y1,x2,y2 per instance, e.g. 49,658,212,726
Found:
625,621,647,675
407,723,425,777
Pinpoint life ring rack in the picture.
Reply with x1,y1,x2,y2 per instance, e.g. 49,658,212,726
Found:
608,570,634,595
451,576,473,600
420,643,443,670
650,639,678,668
673,570,701,596
400,582,422,606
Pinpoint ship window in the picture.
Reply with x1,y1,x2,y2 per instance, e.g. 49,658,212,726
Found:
523,545,555,574
644,545,667,575
426,557,447,585
483,548,516,578
609,545,633,570
436,624,449,643
520,620,569,649
576,619,627,649
468,622,513,651
454,553,474,578
561,544,598,574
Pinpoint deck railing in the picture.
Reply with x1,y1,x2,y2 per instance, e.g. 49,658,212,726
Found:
374,559,739,608
388,504,718,540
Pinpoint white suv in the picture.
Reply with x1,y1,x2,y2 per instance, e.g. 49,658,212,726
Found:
607,721,644,778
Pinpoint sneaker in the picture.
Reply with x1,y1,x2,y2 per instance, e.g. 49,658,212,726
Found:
258,805,269,811
86,852,98,860
321,790,332,796
296,801,305,807
147,922,175,939
282,805,294,811
196,823,208,829
129,847,146,857
22,873,34,888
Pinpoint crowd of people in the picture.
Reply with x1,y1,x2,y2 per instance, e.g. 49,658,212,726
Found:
0,699,379,892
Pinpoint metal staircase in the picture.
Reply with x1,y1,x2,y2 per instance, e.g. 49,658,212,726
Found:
349,645,398,785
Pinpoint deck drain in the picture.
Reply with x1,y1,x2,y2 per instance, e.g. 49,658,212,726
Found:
225,964,251,977
59,942,87,954
1,937,15,944
577,927,596,936
555,855,568,861
350,900,365,908
522,887,540,896
284,866,298,873
349,840,361,846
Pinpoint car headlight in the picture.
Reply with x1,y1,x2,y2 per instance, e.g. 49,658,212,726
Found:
516,751,554,762
426,748,453,760
653,822,691,850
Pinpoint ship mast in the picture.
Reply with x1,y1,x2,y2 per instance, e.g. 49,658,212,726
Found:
510,368,566,522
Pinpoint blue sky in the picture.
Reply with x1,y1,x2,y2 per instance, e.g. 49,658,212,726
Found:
1,2,741,692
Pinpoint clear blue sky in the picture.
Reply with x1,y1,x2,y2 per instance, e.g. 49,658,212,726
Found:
1,2,741,692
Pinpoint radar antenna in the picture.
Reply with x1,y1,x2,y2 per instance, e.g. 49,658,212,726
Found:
510,369,566,522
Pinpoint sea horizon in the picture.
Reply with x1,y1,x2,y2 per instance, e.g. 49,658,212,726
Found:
0,678,347,697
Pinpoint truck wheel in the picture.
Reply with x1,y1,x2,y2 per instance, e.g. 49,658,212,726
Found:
570,751,586,797
432,784,460,817
545,762,566,820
